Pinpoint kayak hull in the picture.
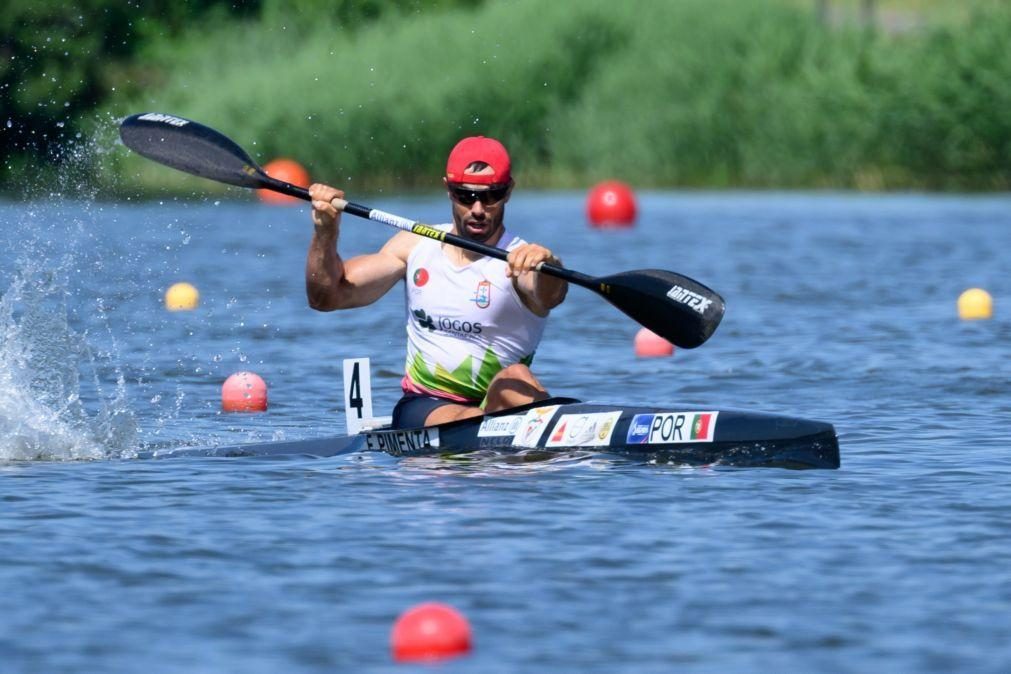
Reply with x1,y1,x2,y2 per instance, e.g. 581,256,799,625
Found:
142,398,839,469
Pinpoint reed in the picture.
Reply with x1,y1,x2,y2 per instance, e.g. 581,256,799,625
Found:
95,0,1011,194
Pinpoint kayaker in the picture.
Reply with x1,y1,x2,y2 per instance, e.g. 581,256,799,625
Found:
305,136,567,428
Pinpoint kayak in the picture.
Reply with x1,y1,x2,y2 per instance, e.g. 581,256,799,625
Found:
139,396,840,469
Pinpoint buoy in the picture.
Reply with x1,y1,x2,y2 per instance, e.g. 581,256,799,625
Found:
634,328,674,358
165,282,199,311
258,158,310,205
587,180,637,228
957,288,993,320
221,371,268,412
391,602,472,662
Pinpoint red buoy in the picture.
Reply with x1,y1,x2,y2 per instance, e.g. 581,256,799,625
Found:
634,328,674,358
221,371,268,412
391,602,472,662
587,180,637,228
258,158,310,205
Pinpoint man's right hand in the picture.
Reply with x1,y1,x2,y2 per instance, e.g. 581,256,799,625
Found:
309,183,344,236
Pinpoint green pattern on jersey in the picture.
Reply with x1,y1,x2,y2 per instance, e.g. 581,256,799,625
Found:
408,347,534,401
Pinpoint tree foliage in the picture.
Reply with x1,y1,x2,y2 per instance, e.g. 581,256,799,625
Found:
0,0,470,175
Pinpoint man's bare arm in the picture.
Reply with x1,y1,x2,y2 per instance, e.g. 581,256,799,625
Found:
305,183,413,311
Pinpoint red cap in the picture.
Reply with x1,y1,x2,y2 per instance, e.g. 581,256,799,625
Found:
445,136,511,186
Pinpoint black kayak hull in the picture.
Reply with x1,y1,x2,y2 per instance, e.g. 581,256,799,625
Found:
142,398,839,470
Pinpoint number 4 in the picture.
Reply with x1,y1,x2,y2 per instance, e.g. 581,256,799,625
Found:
342,358,375,435
348,361,363,419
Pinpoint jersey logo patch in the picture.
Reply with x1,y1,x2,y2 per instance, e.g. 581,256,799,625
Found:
412,308,436,331
413,268,429,286
471,280,491,309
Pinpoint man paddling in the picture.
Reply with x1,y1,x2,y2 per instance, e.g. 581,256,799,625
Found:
306,136,567,429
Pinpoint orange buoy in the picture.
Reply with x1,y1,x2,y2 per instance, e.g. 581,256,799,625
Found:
587,180,637,228
258,158,310,205
221,371,268,412
634,328,674,358
391,602,472,662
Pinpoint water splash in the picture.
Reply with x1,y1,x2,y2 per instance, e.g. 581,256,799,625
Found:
0,266,137,460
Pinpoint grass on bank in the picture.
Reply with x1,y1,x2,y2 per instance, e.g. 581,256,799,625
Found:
95,0,1011,195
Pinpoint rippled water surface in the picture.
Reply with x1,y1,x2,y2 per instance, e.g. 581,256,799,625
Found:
1,192,1009,672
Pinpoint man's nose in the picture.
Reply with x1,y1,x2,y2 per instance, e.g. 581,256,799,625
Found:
469,200,486,216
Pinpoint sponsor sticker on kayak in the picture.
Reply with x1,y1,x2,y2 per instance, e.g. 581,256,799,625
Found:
478,414,524,438
512,405,560,447
626,412,719,444
545,411,622,448
364,427,439,453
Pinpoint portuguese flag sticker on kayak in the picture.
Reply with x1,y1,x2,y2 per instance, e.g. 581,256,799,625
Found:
626,411,719,444
691,412,714,440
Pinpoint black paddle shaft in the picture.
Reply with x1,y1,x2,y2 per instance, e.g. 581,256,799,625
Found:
119,112,725,348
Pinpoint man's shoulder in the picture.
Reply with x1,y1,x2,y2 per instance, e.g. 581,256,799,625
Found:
501,228,526,251
404,224,454,255
382,229,427,261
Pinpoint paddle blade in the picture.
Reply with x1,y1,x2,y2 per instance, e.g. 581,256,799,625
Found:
595,269,725,349
119,112,268,190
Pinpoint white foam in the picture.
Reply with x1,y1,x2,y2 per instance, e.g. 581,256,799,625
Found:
0,268,137,461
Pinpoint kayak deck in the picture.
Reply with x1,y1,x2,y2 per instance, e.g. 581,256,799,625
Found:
141,398,840,470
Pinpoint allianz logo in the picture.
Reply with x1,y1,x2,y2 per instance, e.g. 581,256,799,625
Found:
413,308,483,335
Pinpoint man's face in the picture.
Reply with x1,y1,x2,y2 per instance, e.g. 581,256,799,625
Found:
446,181,512,243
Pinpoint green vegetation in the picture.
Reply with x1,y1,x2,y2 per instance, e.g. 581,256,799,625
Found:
4,0,1010,194
550,0,1011,189
0,0,475,196
0,2,255,169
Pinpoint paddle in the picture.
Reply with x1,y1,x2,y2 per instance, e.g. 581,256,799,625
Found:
119,112,725,348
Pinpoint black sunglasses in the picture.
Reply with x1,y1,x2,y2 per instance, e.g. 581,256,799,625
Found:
449,183,510,206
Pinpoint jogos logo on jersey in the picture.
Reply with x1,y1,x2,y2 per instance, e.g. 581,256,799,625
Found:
626,411,718,444
412,308,483,335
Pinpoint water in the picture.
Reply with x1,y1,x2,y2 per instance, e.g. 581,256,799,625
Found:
1,192,1009,672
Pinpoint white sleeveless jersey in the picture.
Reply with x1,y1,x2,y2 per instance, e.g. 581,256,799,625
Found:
402,224,548,402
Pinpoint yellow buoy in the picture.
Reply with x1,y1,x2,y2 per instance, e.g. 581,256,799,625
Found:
957,288,993,320
165,282,200,311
